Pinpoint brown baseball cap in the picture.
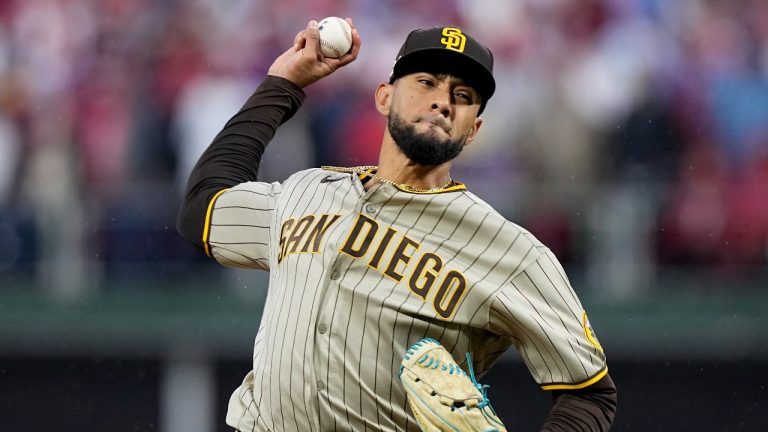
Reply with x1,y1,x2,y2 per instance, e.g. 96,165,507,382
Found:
389,26,496,113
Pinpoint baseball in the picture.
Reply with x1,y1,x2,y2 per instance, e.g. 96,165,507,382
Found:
318,16,352,58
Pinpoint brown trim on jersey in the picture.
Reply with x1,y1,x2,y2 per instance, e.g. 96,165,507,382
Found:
540,366,608,391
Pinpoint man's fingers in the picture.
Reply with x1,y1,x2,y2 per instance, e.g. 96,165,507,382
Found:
334,18,361,66
293,29,306,50
303,20,320,58
347,18,361,58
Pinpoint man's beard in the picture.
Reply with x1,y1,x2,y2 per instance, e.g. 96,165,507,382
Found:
388,112,467,166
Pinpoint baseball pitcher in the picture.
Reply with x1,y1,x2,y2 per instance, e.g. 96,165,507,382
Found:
177,18,617,432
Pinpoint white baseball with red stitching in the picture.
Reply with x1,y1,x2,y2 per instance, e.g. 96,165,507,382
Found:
318,17,352,58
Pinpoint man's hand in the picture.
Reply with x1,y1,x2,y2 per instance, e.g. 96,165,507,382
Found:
268,18,361,88
400,338,508,432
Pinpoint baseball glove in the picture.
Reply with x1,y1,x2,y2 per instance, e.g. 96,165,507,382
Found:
399,338,508,432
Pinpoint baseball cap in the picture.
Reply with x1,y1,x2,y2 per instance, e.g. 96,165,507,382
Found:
389,26,496,113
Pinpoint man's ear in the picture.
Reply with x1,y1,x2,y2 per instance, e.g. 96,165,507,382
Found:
375,83,392,116
464,117,484,147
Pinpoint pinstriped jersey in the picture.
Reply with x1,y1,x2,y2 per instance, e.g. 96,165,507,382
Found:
206,166,607,432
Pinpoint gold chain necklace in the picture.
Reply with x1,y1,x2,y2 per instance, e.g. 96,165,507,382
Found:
320,166,454,193
372,174,453,193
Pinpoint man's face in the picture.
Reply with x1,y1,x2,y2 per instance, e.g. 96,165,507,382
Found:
386,72,483,166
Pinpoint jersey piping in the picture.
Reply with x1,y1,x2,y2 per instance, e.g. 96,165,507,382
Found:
541,366,609,391
203,188,230,257
321,165,467,194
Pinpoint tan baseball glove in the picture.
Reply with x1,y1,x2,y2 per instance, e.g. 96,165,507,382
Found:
399,338,508,432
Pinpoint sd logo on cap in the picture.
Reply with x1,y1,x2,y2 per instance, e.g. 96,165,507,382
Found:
389,26,496,113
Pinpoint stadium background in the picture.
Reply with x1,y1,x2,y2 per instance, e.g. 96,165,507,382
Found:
0,0,767,430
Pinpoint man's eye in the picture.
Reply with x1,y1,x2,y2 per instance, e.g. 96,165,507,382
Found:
455,92,472,102
419,79,434,86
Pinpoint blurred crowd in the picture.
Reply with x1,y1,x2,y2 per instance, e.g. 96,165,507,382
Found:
0,0,767,294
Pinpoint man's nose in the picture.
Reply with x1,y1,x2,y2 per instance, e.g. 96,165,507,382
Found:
430,89,452,118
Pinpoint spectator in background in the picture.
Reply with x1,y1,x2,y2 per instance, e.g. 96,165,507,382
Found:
655,0,768,272
0,0,766,289
720,148,768,270
0,59,24,272
656,143,729,267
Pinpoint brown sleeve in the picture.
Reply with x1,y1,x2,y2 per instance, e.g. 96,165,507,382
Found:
540,373,617,431
176,75,305,250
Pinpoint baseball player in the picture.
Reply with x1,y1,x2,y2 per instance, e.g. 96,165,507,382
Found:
177,19,617,431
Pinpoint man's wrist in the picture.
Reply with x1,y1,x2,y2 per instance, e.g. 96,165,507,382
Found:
263,75,307,95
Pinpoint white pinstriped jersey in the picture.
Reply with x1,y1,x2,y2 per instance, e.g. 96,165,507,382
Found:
206,167,607,432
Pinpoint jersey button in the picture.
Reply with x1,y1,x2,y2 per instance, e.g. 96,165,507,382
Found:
318,324,328,334
317,380,324,390
365,204,378,214
330,270,340,280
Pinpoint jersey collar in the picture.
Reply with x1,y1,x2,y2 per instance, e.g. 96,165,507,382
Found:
321,165,467,194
